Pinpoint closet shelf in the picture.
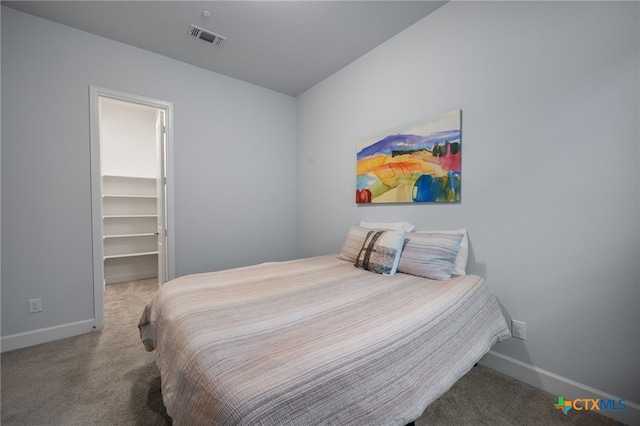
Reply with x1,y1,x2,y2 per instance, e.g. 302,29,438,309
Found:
103,214,158,219
103,194,158,199
104,233,157,239
102,174,156,180
102,175,159,284
104,251,158,260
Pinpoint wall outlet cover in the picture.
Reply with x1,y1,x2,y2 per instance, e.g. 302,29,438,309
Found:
512,319,526,340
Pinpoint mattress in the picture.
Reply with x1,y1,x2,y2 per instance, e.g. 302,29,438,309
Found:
139,254,510,425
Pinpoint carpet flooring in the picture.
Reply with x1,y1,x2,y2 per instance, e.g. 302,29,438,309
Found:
1,279,622,425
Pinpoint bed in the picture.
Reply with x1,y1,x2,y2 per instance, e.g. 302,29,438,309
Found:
139,233,511,425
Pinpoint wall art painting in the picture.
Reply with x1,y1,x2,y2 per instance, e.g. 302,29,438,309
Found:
356,110,461,204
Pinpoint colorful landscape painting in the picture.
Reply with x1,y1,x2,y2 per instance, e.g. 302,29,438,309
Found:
356,110,461,204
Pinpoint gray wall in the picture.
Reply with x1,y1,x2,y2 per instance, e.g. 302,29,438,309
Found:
297,2,639,403
1,7,298,336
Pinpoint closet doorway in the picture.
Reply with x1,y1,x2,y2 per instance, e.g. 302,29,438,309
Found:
90,86,174,330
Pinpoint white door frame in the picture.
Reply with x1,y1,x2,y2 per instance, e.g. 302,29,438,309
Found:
89,85,175,330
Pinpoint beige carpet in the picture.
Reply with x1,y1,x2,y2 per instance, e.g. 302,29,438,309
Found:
1,279,622,425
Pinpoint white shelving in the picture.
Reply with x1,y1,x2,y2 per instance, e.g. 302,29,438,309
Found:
102,175,158,284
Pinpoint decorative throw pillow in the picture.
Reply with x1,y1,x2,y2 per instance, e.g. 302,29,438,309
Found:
354,230,405,275
337,225,371,262
414,229,468,275
397,232,463,280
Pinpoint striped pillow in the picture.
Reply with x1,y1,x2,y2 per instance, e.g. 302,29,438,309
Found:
337,225,371,262
354,230,405,275
397,232,463,280
414,229,468,275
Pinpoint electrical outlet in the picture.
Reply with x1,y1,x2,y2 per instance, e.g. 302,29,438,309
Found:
512,319,526,340
29,298,42,314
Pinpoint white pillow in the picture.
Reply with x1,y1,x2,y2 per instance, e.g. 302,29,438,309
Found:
413,229,468,275
359,221,415,232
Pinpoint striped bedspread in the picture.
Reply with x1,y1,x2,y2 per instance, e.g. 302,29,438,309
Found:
139,255,510,425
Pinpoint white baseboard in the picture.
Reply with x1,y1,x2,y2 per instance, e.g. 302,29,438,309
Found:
1,319,97,353
480,350,639,425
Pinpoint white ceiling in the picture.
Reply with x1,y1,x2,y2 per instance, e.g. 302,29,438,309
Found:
3,1,446,96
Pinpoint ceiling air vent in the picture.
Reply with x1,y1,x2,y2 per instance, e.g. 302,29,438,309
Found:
188,24,227,47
